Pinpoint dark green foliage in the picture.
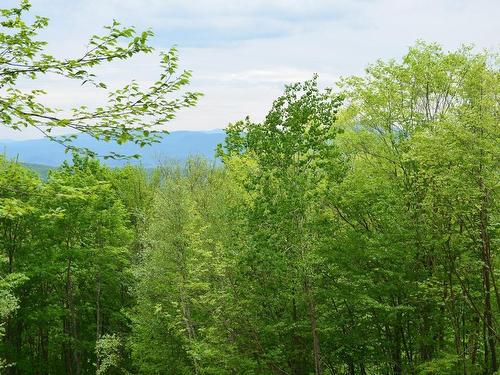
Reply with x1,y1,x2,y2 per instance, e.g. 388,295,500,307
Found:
130,44,498,374
0,155,136,374
0,40,498,375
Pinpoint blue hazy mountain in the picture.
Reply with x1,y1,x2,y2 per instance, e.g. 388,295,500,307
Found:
0,130,226,167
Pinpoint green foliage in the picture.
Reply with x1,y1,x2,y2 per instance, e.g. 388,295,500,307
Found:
0,155,136,374
130,43,498,374
417,354,461,375
0,271,26,371
0,1,202,159
96,334,130,375
0,42,498,375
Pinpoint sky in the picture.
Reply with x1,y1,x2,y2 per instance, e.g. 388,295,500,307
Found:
1,0,499,139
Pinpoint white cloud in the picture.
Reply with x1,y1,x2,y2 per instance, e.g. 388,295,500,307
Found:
1,0,499,139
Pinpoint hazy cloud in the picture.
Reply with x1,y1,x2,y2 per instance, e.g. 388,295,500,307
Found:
1,0,499,139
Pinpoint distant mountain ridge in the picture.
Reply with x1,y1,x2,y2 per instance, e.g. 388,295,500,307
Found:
0,130,226,167
21,162,53,179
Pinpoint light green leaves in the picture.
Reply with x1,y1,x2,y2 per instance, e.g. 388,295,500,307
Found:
0,1,202,159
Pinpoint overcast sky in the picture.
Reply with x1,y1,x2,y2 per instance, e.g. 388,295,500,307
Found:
1,0,499,139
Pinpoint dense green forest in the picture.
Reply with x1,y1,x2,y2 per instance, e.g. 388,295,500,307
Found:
1,42,499,374
1,1,499,374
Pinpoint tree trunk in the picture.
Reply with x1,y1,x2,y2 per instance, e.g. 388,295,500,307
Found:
290,297,305,375
347,360,355,375
482,262,497,373
360,362,367,375
480,197,497,373
305,278,322,375
95,271,102,373
65,256,81,375
39,325,49,375
390,324,402,375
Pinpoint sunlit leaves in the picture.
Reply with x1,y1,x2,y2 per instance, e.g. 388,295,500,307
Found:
0,1,202,159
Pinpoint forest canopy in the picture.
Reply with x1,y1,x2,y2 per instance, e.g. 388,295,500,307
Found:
1,2,499,375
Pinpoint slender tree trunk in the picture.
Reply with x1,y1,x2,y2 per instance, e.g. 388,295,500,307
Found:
291,297,305,375
39,325,49,375
5,318,22,375
179,249,200,375
65,256,81,375
304,278,322,375
180,293,197,342
390,323,402,375
470,316,479,367
347,360,355,375
63,328,73,375
479,199,497,372
297,207,322,375
5,231,19,375
95,271,102,373
482,262,497,373
360,362,367,375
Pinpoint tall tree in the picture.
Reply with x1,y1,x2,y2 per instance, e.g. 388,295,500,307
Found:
220,76,343,374
0,156,134,374
337,42,499,373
